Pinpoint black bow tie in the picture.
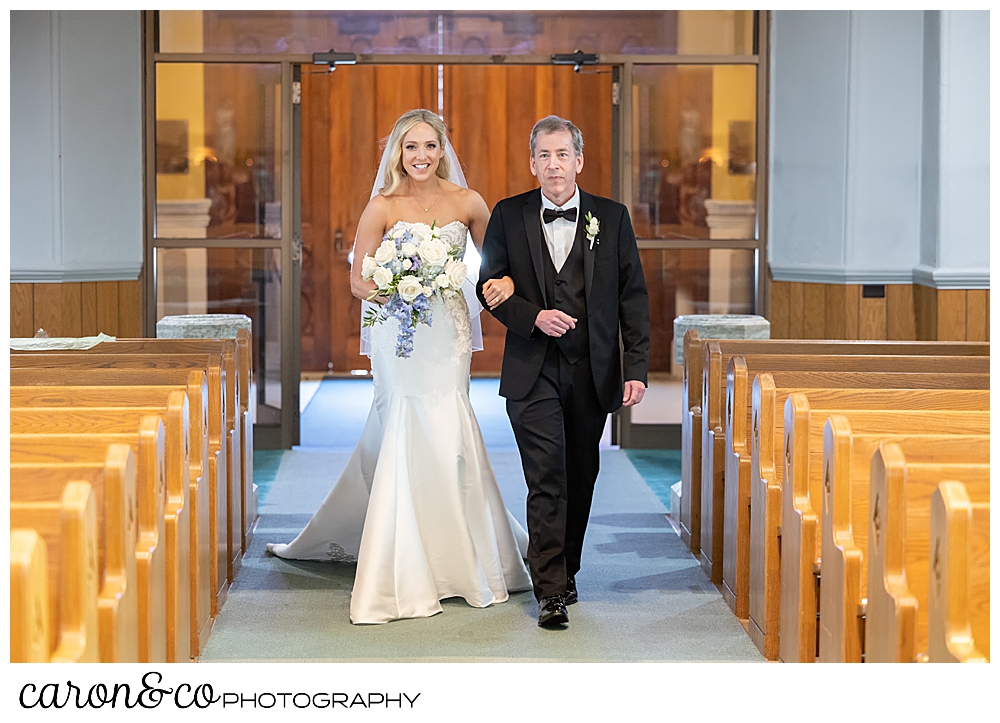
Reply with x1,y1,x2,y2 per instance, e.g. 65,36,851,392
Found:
543,207,578,224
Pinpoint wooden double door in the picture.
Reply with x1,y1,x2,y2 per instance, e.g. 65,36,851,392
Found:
298,64,613,375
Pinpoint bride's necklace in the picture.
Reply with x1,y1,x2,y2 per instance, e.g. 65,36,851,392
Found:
407,180,439,213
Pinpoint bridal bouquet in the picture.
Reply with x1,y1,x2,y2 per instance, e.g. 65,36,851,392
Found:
361,223,468,358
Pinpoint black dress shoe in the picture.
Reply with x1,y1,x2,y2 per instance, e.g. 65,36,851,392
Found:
538,595,569,627
565,575,578,605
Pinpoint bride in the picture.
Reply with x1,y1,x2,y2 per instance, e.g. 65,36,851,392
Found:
267,109,533,624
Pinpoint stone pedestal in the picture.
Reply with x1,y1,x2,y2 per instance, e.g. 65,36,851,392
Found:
673,314,770,365
156,313,252,340
156,198,212,239
704,199,756,240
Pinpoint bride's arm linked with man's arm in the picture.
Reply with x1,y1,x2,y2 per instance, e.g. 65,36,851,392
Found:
466,190,514,311
476,202,547,338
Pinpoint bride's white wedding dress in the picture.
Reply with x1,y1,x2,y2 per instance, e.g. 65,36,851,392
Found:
267,220,532,624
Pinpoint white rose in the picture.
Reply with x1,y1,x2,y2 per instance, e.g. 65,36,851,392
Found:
409,225,431,244
435,273,450,289
391,227,407,240
373,238,397,265
587,218,600,236
397,276,424,303
372,266,393,289
423,285,434,297
402,259,412,270
400,241,417,257
417,238,448,267
445,259,468,288
360,254,378,281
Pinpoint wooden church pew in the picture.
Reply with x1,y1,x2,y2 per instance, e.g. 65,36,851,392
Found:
778,398,989,661
748,379,989,660
10,399,190,663
865,447,990,663
10,481,101,663
719,362,988,617
702,348,988,567
10,528,51,663
9,353,218,562
11,379,233,619
927,480,990,663
10,414,169,663
679,329,988,555
10,404,212,657
819,419,991,662
9,366,230,577
9,443,139,663
25,331,256,556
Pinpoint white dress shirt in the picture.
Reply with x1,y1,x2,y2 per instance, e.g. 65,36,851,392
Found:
540,186,580,273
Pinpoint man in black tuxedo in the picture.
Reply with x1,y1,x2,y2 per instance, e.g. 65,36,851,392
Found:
476,115,650,628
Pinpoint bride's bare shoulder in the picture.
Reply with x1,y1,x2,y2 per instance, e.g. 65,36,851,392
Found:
441,181,486,208
363,192,403,221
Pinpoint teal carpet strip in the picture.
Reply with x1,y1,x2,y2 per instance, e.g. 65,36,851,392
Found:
252,449,285,505
624,449,681,512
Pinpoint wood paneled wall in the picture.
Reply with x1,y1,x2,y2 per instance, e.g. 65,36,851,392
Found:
10,280,143,339
913,285,991,342
769,280,989,342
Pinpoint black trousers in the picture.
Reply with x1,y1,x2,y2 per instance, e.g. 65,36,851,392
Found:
506,343,608,601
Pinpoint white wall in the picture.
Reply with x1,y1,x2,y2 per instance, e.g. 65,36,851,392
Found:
842,11,924,281
769,9,989,288
768,10,851,278
769,10,924,283
10,10,143,282
916,10,990,287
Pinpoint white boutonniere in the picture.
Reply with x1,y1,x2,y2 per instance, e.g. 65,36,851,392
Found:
585,211,600,250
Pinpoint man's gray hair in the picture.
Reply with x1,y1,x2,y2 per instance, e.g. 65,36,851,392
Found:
529,115,584,158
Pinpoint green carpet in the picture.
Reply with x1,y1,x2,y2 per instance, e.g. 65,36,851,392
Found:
625,449,681,512
252,449,285,504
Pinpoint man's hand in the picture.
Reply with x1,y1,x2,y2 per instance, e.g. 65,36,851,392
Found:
622,380,645,407
534,309,577,337
482,276,514,310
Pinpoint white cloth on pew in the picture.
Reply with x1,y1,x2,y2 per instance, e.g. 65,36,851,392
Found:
10,333,116,351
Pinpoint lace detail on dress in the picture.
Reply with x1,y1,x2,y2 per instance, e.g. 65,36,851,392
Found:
445,294,472,357
326,542,357,563
386,220,468,253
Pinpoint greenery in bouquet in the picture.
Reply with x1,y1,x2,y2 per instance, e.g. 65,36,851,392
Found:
361,222,469,358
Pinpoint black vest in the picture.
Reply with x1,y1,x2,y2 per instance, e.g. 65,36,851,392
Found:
542,226,589,363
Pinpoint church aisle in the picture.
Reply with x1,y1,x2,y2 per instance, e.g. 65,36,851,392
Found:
200,443,763,662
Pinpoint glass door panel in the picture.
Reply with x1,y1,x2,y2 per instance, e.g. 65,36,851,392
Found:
155,247,283,423
631,64,758,242
155,62,282,240
152,58,291,446
640,247,756,374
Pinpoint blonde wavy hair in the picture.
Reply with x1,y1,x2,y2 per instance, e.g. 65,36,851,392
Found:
378,109,452,197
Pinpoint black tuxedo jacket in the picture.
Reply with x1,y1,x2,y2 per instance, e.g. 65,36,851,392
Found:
476,187,650,413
